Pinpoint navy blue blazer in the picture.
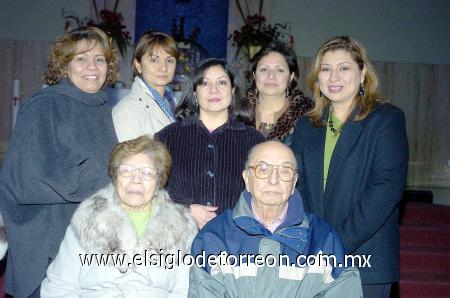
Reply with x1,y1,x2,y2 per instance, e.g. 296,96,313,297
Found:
291,103,408,284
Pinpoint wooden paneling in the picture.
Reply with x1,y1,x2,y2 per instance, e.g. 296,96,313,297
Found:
0,39,51,141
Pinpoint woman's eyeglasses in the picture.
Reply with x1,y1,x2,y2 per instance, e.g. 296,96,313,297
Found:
117,164,158,181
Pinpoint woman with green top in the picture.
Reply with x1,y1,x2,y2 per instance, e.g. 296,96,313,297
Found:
41,136,197,296
291,36,408,298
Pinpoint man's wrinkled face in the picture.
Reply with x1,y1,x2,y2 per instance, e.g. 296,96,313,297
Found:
243,142,298,208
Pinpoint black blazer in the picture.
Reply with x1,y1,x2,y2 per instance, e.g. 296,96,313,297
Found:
291,103,408,284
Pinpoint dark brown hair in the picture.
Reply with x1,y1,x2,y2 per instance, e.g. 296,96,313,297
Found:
248,40,300,96
175,58,252,124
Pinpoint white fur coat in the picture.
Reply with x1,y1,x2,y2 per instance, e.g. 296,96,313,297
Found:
71,183,197,258
41,183,197,297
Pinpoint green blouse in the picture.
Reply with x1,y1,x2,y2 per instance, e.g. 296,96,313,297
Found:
126,207,153,238
323,114,342,191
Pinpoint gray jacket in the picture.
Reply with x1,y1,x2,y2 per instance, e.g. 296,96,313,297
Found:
0,79,117,297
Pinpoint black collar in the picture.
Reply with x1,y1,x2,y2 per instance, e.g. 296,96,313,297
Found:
181,114,247,131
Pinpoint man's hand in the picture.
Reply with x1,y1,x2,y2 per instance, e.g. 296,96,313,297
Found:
190,204,218,229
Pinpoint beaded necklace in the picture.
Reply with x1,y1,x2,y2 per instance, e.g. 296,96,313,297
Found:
328,107,343,135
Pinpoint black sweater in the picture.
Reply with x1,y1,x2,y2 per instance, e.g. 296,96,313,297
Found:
156,115,264,213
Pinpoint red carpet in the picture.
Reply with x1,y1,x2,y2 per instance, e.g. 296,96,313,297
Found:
398,202,450,297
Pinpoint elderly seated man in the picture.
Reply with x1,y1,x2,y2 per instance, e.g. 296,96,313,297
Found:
188,141,362,297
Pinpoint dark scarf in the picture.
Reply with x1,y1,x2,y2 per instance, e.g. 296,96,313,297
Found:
246,88,313,140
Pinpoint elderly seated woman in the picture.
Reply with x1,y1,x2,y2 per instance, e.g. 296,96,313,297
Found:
189,141,362,297
41,136,197,297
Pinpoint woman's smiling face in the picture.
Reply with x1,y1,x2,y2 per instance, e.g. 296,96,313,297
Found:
66,41,107,93
318,49,366,108
254,51,292,98
195,65,234,118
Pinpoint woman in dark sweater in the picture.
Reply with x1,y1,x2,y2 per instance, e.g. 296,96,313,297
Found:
156,58,264,228
0,27,118,297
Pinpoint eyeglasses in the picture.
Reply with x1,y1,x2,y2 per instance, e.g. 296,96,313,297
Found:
117,164,158,181
247,162,297,182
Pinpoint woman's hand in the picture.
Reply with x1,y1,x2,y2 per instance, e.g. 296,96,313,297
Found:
189,204,218,229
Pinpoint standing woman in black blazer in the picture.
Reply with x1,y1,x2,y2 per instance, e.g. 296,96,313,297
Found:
291,36,408,298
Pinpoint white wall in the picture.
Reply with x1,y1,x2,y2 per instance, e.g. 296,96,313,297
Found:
0,0,136,144
271,0,450,65
0,0,135,84
0,0,91,41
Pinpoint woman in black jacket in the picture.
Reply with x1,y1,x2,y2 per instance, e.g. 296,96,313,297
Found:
156,58,264,229
291,36,408,298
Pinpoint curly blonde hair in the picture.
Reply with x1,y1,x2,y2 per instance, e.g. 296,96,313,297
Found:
307,36,382,126
44,27,118,86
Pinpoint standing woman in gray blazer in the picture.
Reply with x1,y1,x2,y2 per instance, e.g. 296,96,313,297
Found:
291,36,408,298
113,31,179,141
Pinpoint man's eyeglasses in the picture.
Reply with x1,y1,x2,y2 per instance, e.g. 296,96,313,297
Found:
247,162,297,182
117,164,158,181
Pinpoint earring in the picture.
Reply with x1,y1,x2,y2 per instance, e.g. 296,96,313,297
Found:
320,91,324,97
193,94,198,108
359,83,365,96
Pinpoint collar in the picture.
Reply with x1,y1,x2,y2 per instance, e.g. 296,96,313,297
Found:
47,78,107,106
251,200,288,233
232,189,309,253
71,184,197,255
137,77,175,121
322,104,362,123
181,114,247,131
247,88,308,113
246,88,312,140
136,76,174,101
233,189,305,233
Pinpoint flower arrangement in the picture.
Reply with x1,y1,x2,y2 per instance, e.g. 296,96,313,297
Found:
229,0,291,59
63,0,131,57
